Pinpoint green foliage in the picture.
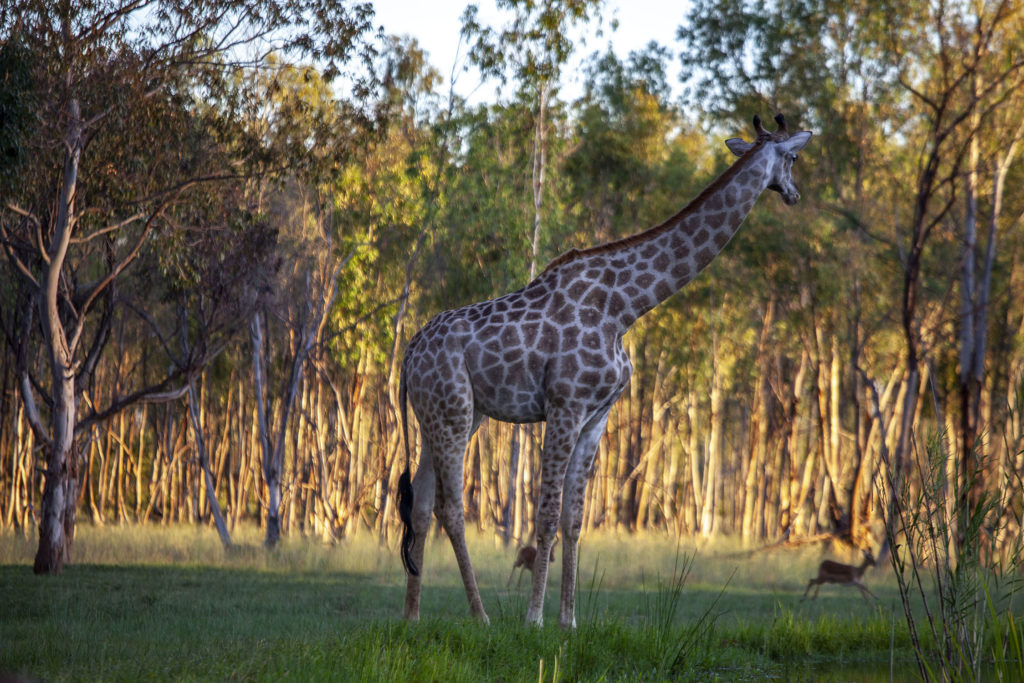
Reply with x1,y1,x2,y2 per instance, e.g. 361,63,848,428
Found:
432,101,538,303
566,47,683,243
0,37,35,195
462,0,604,96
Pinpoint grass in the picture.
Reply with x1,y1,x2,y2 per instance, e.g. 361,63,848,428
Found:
0,525,948,681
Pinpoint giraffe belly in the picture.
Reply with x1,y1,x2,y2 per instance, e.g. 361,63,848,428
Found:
469,371,546,424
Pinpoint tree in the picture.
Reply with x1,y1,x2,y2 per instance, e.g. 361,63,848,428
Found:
876,0,1024,523
459,0,604,543
0,0,374,574
227,56,380,548
461,0,605,277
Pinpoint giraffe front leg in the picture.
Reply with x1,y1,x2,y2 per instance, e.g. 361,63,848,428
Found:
525,499,559,626
526,416,579,626
558,475,586,630
558,406,612,629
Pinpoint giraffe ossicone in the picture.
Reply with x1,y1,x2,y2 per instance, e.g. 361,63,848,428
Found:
397,114,812,627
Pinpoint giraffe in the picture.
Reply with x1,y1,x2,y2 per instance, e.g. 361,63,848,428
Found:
397,114,812,627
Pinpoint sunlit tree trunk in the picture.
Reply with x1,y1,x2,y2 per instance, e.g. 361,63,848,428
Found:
250,311,282,546
742,299,774,543
778,349,809,538
686,396,702,533
701,361,724,538
813,326,843,532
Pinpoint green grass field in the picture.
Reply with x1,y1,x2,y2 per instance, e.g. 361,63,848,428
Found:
0,525,969,681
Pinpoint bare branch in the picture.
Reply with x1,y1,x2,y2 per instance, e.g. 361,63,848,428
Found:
0,212,41,289
70,211,146,244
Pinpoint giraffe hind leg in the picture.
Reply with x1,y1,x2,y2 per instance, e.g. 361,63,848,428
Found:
403,446,436,621
436,479,487,622
427,408,489,622
435,454,489,621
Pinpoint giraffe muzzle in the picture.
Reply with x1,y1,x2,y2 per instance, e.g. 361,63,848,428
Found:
770,182,800,205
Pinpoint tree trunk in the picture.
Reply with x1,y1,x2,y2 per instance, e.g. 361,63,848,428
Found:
959,114,1023,514
701,362,724,538
778,349,809,538
504,425,520,542
743,299,774,543
959,98,982,512
250,311,283,547
186,379,232,549
529,82,549,279
34,97,84,575
686,395,702,533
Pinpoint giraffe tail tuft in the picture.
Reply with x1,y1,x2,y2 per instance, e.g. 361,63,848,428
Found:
398,467,417,576
397,370,419,576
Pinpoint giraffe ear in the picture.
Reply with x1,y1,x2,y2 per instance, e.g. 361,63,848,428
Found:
725,137,753,157
779,131,812,154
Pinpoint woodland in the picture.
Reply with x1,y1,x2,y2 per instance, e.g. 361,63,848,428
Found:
1,0,1023,576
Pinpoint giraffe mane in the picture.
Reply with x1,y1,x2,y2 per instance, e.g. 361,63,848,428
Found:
541,138,767,275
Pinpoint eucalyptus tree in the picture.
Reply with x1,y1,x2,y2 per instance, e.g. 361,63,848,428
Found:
680,0,1024,551
0,0,374,574
565,45,700,530
455,0,605,542
678,0,903,544
845,0,1024,520
461,0,605,277
226,54,384,548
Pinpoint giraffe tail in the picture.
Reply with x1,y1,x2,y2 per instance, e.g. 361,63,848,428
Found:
397,368,419,576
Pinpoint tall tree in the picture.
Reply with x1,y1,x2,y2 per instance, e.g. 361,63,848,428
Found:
461,0,604,276
0,0,374,573
460,0,604,543
878,0,1024,518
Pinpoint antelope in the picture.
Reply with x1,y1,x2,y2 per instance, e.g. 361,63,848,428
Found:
802,548,877,601
507,541,557,588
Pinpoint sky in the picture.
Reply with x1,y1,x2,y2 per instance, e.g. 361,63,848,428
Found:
368,0,692,102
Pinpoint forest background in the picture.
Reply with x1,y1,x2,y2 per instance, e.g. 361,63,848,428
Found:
1,0,1023,575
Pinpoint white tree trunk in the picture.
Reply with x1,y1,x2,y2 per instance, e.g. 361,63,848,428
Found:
34,98,83,574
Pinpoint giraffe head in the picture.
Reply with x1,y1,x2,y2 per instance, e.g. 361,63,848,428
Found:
725,114,812,206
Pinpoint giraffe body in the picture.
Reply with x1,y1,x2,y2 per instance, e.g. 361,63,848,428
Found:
399,115,812,627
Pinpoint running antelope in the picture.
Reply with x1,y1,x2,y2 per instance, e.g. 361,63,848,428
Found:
802,548,877,601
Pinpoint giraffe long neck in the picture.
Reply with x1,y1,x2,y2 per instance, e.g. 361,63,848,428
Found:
609,147,771,327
